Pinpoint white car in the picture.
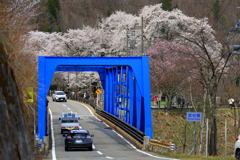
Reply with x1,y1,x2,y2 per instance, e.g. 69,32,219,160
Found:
52,91,67,102
235,135,240,160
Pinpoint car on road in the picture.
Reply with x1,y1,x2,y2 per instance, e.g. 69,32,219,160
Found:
59,112,81,134
52,91,67,102
63,129,94,151
235,135,240,160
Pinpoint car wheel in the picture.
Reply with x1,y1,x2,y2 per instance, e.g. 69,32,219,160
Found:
65,147,68,151
52,99,54,102
236,149,240,160
65,99,67,102
89,146,92,151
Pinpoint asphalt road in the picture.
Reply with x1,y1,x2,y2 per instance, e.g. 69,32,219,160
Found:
45,98,178,160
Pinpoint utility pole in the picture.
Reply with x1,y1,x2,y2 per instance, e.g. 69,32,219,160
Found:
29,106,36,154
126,25,129,56
125,17,144,56
141,17,144,55
67,72,70,98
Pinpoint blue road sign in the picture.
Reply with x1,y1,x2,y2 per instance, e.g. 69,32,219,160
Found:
233,51,240,54
186,112,202,122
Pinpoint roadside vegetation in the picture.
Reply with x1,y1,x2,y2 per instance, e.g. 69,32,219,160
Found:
151,107,239,159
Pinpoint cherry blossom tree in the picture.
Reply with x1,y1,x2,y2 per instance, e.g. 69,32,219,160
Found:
140,4,233,155
146,40,198,108
98,11,140,56
25,11,140,89
178,19,234,156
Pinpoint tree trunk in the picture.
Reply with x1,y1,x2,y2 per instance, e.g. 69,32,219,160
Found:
238,107,240,136
208,83,218,156
209,117,217,156
199,88,207,155
182,122,188,154
166,94,174,109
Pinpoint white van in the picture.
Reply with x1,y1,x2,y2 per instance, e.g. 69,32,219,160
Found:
59,112,81,134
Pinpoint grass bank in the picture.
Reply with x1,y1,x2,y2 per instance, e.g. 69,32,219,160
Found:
151,107,238,159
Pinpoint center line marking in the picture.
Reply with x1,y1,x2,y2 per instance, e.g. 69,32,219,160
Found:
106,156,114,159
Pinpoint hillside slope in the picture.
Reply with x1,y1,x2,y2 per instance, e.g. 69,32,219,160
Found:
37,0,240,34
0,41,34,159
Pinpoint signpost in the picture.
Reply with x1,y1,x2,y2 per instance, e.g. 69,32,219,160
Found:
186,112,202,122
95,89,102,95
186,112,202,155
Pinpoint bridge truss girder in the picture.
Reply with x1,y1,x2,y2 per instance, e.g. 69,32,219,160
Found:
38,56,152,141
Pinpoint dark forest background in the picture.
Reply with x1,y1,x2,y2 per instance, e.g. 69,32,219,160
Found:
34,0,240,37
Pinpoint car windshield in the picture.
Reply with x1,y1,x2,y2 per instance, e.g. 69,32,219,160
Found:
62,119,78,123
63,113,77,118
71,133,87,139
56,92,65,95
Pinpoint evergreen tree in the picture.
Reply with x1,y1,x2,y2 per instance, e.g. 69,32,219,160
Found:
159,0,173,11
47,0,61,20
212,0,220,21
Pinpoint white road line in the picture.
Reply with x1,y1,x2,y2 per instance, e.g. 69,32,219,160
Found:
112,130,136,149
105,156,114,159
97,151,103,155
92,144,95,149
136,149,178,160
103,122,110,127
94,116,101,121
49,108,57,160
63,104,66,107
67,107,71,110
79,103,95,116
113,130,123,138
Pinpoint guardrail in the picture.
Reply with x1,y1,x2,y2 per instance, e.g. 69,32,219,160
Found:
149,139,175,150
75,97,97,109
95,108,145,144
73,97,174,151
